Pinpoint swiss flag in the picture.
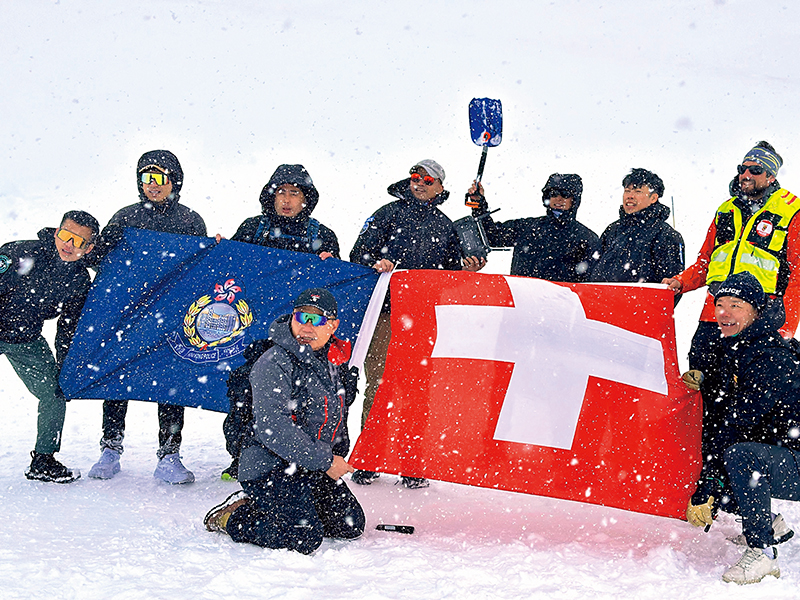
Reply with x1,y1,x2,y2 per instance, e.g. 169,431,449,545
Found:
350,271,702,519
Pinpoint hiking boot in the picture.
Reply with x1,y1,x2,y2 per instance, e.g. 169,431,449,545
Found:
727,513,794,546
153,453,195,484
722,546,780,584
351,470,380,485
24,451,81,484
221,457,239,481
204,490,249,533
400,476,430,489
88,448,121,480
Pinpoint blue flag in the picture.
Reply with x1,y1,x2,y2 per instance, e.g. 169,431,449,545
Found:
60,228,379,412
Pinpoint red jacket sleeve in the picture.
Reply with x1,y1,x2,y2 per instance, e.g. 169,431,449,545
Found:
778,215,800,337
674,219,716,294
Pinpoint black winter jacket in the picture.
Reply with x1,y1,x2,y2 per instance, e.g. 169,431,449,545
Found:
88,151,207,267
231,164,339,257
0,229,92,363
692,299,800,502
472,196,599,282
238,315,356,482
350,178,462,271
590,202,685,284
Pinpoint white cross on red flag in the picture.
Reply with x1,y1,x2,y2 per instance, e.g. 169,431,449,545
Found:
350,271,702,519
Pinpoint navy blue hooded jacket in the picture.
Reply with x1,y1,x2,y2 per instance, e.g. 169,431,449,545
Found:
88,150,207,266
0,228,92,363
350,178,462,271
471,174,600,281
231,164,340,257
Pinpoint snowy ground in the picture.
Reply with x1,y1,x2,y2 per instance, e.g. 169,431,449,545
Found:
3,384,800,600
4,1,800,598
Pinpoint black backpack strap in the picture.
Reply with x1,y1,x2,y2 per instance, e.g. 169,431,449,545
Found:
252,215,271,245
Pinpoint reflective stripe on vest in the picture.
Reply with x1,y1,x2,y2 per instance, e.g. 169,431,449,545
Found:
707,188,800,294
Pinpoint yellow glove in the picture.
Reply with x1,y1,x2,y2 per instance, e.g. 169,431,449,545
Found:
681,370,704,391
686,496,715,528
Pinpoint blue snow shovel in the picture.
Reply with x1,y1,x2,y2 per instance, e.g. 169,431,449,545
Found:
467,97,503,204
455,97,505,258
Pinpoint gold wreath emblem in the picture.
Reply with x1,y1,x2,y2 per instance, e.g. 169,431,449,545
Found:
183,295,253,350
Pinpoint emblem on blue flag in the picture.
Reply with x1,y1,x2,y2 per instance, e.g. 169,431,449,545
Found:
167,278,253,364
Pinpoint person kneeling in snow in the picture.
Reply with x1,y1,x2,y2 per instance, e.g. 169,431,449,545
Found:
204,288,365,554
685,272,800,585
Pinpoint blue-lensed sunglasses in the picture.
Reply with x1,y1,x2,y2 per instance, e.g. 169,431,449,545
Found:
293,311,329,327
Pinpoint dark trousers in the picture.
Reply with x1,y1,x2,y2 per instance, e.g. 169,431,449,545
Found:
101,400,185,459
228,468,365,554
1,336,65,454
723,442,800,548
222,397,250,460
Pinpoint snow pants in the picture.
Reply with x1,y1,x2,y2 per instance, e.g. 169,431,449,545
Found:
1,336,65,454
100,400,185,458
723,442,800,548
228,468,365,554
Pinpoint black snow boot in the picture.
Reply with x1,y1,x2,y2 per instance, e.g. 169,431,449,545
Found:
25,451,81,483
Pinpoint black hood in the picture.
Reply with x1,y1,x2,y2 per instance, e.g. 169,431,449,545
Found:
387,178,450,207
541,173,583,222
259,164,320,220
137,149,184,207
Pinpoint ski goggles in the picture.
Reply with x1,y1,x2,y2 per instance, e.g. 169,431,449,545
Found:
56,228,91,249
410,172,437,186
140,172,170,186
737,164,766,176
293,311,330,327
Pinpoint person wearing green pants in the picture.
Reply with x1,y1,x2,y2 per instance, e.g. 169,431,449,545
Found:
0,210,99,483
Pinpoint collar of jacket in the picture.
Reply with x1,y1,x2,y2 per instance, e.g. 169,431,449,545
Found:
617,201,670,225
388,178,450,208
138,194,178,215
546,206,578,225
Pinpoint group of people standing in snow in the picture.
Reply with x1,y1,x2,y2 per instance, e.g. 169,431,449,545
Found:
2,141,799,581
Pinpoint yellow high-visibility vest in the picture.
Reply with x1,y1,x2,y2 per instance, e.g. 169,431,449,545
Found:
707,188,800,294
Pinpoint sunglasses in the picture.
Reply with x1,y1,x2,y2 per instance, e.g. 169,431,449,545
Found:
547,189,573,199
737,164,766,176
293,311,330,327
410,172,436,186
140,172,170,186
56,228,91,249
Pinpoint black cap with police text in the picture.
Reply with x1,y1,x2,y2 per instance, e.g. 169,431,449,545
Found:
293,288,338,318
714,272,766,311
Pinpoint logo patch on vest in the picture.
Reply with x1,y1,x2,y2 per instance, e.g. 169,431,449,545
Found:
0,254,10,274
756,219,774,237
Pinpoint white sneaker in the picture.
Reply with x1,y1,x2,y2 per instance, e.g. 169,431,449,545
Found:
727,513,794,546
153,453,195,484
88,448,121,480
722,547,780,584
